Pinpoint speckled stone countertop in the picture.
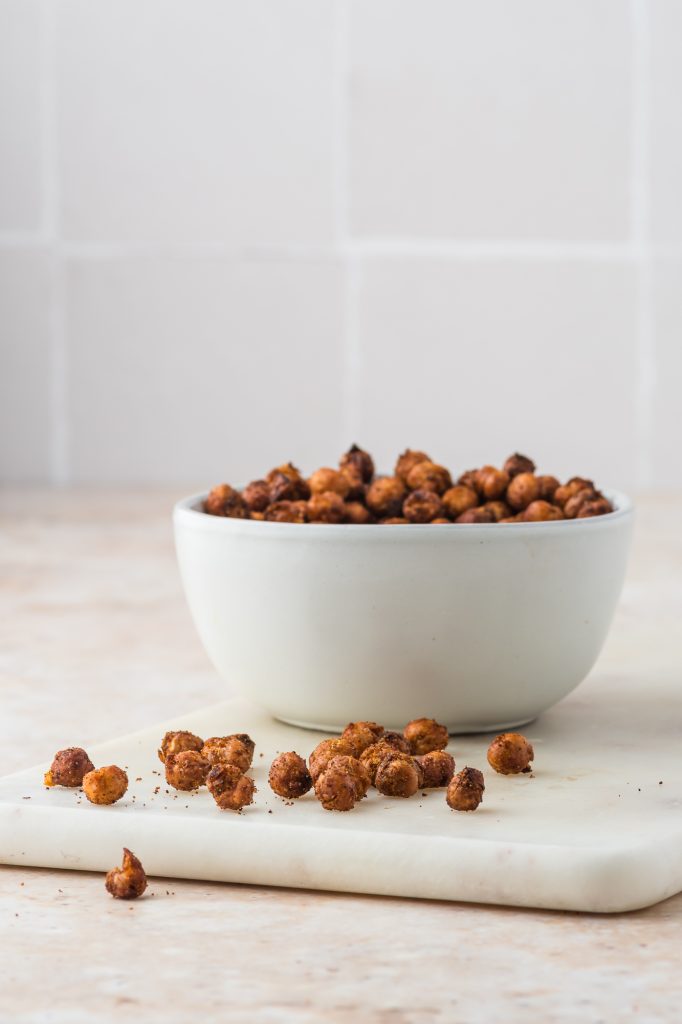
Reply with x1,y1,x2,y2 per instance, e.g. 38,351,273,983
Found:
1,488,681,1023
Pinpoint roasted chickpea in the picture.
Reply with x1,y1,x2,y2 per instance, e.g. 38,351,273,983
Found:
554,478,594,508
395,449,431,484
266,462,310,500
83,765,129,805
487,733,534,775
268,752,312,799
325,755,371,799
375,754,420,798
366,477,407,518
308,468,351,499
158,730,204,765
204,484,248,519
105,848,147,900
382,731,411,753
406,461,452,495
242,479,271,513
264,500,308,523
340,444,374,484
457,469,482,494
165,750,210,791
482,500,512,522
521,500,564,522
308,491,346,524
503,453,536,478
308,737,355,782
341,721,385,756
441,485,478,519
475,466,510,500
202,736,252,772
577,497,613,518
360,740,410,785
339,464,366,500
345,501,374,525
456,507,495,524
404,718,449,756
418,750,456,788
403,489,444,523
44,747,94,788
506,472,541,511
563,488,598,519
447,767,485,811
315,766,358,812
230,733,256,759
536,475,560,501
207,763,255,811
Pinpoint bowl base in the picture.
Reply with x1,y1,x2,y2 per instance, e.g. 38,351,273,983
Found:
275,714,537,737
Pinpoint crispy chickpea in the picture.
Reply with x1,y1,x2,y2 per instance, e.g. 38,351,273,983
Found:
403,489,444,523
577,497,613,518
507,472,541,511
158,730,204,765
83,765,128,805
360,740,410,785
340,464,366,500
406,461,452,495
340,444,375,484
382,730,411,753
264,500,308,523
418,750,456,788
105,848,148,900
345,501,374,525
325,755,371,799
456,507,494,524
342,721,385,756
395,449,431,484
487,733,534,775
521,500,565,522
309,737,355,782
267,462,310,499
207,763,255,811
44,747,94,788
165,750,210,791
457,469,482,494
441,485,478,519
366,476,407,518
482,500,512,522
563,488,598,519
308,491,346,524
242,479,270,513
380,517,410,524
475,466,510,501
447,767,485,811
554,478,594,508
202,736,252,772
375,754,420,798
503,453,536,478
315,765,358,812
536,475,560,501
204,484,248,519
268,752,312,799
404,717,449,756
309,468,351,499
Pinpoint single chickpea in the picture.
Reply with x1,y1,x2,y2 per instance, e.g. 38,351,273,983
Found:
207,763,255,811
503,453,536,478
521,500,565,522
406,461,452,495
456,507,495,524
309,737,355,782
366,477,407,518
506,472,541,511
340,444,375,484
44,747,95,788
266,462,310,499
536,475,560,501
315,766,358,812
457,469,482,494
204,484,248,519
341,721,385,756
403,489,444,523
309,468,351,499
563,488,598,519
325,755,371,799
481,500,512,522
105,848,148,900
446,767,485,811
360,740,411,785
158,730,204,765
165,750,210,791
441,485,479,518
487,733,534,775
577,497,613,518
264,501,308,523
202,736,252,773
395,449,431,484
345,501,374,525
404,717,449,756
475,466,510,500
554,478,594,508
268,752,312,799
242,480,271,513
375,754,420,798
340,464,366,500
83,765,129,805
381,731,411,753
417,750,456,788
308,492,346,524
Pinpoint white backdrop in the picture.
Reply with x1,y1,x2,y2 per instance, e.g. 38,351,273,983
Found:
1,0,681,491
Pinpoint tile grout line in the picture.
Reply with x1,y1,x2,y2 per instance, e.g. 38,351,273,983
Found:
631,0,656,492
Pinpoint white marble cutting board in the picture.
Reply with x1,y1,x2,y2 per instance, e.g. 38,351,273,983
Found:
1,675,681,913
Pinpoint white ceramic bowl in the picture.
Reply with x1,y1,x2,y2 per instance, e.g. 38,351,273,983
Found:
174,490,633,733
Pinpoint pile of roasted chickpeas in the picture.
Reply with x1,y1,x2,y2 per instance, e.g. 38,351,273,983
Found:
204,446,613,524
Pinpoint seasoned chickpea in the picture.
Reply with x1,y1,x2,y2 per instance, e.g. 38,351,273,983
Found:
202,736,252,772
105,848,148,900
503,453,536,478
375,754,420,798
264,500,308,523
506,472,541,511
487,732,534,775
207,763,255,811
340,464,365,500
268,752,312,799
158,730,204,765
403,489,444,523
309,468,351,499
315,766,358,812
521,500,564,522
442,485,479,519
266,462,310,500
563,488,598,519
44,747,94,788
457,469,482,494
456,507,495,524
308,737,355,782
83,765,128,805
482,501,512,522
204,484,248,519
165,750,210,791
360,740,410,785
536,475,560,501
340,444,374,484
325,755,371,799
242,479,271,513
577,497,613,518
307,492,346,524
404,717,449,755
366,477,407,518
554,478,594,508
345,501,374,525
382,730,411,753
341,721,385,756
475,466,510,500
447,767,485,811
418,750,456,788
395,449,431,484
406,461,452,495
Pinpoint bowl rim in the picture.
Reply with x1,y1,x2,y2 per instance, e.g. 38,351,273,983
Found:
174,488,634,538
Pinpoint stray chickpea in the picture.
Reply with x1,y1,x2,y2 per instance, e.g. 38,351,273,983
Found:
406,461,452,495
204,484,248,519
309,468,351,499
165,750,210,791
309,737,355,782
202,736,252,772
264,500,308,523
404,718,449,756
442,485,479,519
315,765,358,812
403,489,444,523
487,733,534,775
375,754,420,798
366,477,407,518
342,721,385,756
340,444,375,484
83,765,128,805
577,497,613,518
395,449,431,484
536,475,560,501
503,453,536,478
456,507,495,524
345,501,374,525
242,480,271,513
475,466,510,501
418,750,456,788
506,472,541,511
158,730,204,765
207,764,255,811
308,491,346,524
482,501,512,522
521,500,564,522
269,752,313,799
447,767,485,811
44,747,94,788
105,848,148,900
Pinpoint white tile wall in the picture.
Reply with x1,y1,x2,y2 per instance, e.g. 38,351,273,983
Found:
0,0,680,488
